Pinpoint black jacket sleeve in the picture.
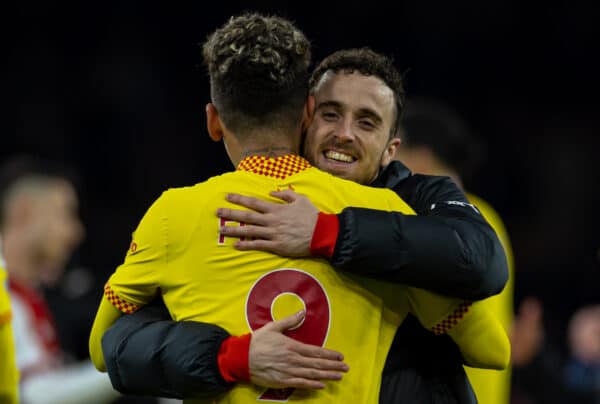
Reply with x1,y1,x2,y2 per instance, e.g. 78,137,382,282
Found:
332,164,508,300
102,301,232,399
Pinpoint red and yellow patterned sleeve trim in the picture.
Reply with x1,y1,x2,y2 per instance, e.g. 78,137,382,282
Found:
0,310,11,326
104,283,141,314
431,301,472,335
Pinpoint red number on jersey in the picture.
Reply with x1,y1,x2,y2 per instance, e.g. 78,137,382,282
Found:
246,269,331,401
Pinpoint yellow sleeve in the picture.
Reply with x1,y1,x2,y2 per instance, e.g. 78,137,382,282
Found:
89,192,169,371
107,192,169,310
408,288,510,370
466,193,515,331
0,270,19,403
88,295,122,371
447,301,510,370
464,193,515,404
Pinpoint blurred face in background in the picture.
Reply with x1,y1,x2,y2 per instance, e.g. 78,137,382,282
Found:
25,180,84,286
304,71,400,185
569,305,600,364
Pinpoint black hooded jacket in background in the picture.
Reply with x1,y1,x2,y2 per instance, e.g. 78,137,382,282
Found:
102,160,508,404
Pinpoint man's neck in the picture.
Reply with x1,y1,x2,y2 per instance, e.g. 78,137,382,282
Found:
240,145,297,160
223,122,303,166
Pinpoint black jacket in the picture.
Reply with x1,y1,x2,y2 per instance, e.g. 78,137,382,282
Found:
336,161,507,299
102,161,508,403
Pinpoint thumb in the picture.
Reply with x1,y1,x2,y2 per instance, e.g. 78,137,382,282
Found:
270,189,298,203
267,310,306,332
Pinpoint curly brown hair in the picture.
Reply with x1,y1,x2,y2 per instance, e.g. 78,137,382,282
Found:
309,48,405,138
203,13,311,135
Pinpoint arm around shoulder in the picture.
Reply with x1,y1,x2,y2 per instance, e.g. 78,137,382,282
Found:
329,175,508,300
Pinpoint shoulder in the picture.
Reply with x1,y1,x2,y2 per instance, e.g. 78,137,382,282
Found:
317,170,414,213
159,172,237,207
466,193,511,244
409,175,463,198
392,173,468,214
466,194,500,222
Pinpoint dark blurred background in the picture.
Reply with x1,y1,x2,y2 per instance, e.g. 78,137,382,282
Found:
3,0,599,401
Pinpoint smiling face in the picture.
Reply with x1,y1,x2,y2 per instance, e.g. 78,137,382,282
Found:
303,71,400,185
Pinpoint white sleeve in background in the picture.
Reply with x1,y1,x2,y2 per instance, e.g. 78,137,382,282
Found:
9,294,43,371
20,361,121,404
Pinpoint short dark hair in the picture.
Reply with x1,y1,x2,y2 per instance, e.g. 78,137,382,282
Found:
309,48,405,138
401,97,486,181
202,13,311,136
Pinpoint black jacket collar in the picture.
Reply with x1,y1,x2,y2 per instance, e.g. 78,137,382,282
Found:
372,160,412,189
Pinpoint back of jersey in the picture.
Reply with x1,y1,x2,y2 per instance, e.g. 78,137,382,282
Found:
107,156,415,403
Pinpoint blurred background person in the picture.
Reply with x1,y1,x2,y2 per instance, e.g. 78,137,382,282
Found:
397,97,600,404
509,302,600,404
396,97,516,404
563,304,600,402
3,1,599,403
0,156,119,404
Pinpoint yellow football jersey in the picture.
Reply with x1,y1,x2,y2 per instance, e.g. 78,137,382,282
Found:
105,155,504,403
0,262,19,404
464,193,515,404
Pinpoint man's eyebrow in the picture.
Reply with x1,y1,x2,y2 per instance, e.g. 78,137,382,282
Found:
356,108,383,125
316,100,343,110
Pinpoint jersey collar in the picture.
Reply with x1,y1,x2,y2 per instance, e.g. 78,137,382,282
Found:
237,154,311,180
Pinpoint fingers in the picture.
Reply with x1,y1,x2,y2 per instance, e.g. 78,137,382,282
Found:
278,378,325,390
286,367,344,382
270,189,298,203
291,341,345,362
249,318,348,390
233,239,279,253
265,310,306,332
226,193,278,213
217,207,270,226
219,223,271,239
291,356,349,373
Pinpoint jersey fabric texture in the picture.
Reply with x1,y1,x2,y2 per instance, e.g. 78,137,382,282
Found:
464,193,514,404
105,155,476,404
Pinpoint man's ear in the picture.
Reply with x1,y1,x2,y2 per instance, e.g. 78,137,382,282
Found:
206,103,224,142
381,137,402,167
301,95,316,133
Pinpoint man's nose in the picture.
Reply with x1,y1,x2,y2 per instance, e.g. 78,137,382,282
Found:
334,118,355,142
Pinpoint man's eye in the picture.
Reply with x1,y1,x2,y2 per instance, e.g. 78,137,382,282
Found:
321,111,338,120
359,119,375,129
